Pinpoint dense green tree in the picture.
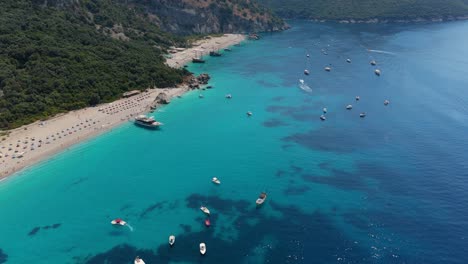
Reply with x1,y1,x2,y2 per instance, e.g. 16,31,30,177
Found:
259,0,468,20
0,0,190,129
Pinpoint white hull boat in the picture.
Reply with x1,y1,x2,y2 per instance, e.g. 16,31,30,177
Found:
111,219,126,226
200,206,210,215
200,243,207,255
169,235,175,246
134,257,145,264
212,177,221,185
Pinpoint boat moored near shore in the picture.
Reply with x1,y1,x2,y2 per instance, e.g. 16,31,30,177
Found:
169,235,175,247
134,115,163,129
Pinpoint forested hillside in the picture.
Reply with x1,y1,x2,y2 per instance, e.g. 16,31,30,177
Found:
259,0,468,21
0,0,285,129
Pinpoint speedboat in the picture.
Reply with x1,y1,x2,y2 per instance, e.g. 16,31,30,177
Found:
384,100,390,106
200,243,207,255
225,94,232,99
375,69,381,76
224,48,232,52
370,60,377,66
323,107,327,113
360,112,366,118
200,206,210,215
304,69,310,75
346,105,353,110
324,67,331,72
247,111,253,116
134,256,145,264
256,192,267,206
346,58,351,63
169,235,175,247
199,94,204,98
355,96,360,101
212,177,221,184
320,115,326,121
111,218,126,226
205,218,211,227
306,54,310,58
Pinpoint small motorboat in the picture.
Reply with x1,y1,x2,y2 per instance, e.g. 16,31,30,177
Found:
225,94,232,99
134,256,145,264
370,60,377,66
169,235,175,247
199,94,204,98
324,67,331,72
200,206,210,215
306,54,310,58
384,100,390,106
355,96,360,101
212,177,221,184
111,218,126,226
224,48,232,52
346,58,351,63
360,112,366,118
320,115,326,121
323,107,327,113
256,192,267,206
304,69,310,75
346,105,353,110
375,69,381,76
200,243,207,255
205,218,211,227
247,111,253,116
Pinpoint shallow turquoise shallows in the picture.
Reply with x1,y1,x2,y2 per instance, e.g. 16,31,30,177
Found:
1,20,468,263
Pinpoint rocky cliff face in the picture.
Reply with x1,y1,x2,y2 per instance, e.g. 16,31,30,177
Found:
126,0,287,34
33,0,287,35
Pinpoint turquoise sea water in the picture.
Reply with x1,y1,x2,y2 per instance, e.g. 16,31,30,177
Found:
1,21,468,263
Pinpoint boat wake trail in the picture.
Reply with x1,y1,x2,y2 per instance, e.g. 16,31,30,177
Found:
368,49,396,55
298,79,312,93
126,223,134,232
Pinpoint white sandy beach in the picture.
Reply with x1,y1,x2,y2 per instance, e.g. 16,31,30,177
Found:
166,34,246,68
0,34,245,179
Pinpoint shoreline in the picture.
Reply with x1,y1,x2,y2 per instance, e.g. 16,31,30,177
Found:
296,16,468,24
0,33,245,181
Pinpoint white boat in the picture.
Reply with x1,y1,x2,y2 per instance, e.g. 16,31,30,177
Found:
111,218,126,226
320,115,326,121
298,79,312,93
370,60,377,66
346,58,351,63
199,94,204,98
323,107,327,113
134,115,162,128
360,112,366,118
355,96,360,101
304,69,310,75
169,235,175,246
200,243,207,255
384,100,390,106
212,177,221,185
375,69,381,76
256,192,267,206
200,206,210,215
134,256,145,264
346,105,353,110
225,94,232,99
324,67,331,72
247,111,253,116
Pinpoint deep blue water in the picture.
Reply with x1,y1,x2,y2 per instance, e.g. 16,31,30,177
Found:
0,21,468,263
